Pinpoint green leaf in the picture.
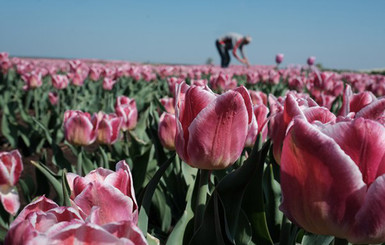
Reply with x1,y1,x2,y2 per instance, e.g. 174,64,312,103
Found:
301,233,334,245
31,117,53,145
138,153,175,236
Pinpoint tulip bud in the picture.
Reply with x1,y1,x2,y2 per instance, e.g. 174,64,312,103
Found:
158,112,177,150
175,84,253,169
0,150,23,215
307,56,316,66
96,112,122,145
115,96,138,131
63,110,100,146
275,53,284,65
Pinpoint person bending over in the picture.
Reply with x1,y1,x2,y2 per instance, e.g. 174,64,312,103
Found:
215,33,251,68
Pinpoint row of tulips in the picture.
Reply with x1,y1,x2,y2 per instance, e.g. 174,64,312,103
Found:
1,52,385,244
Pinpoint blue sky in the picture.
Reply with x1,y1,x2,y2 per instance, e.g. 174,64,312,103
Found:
0,0,384,70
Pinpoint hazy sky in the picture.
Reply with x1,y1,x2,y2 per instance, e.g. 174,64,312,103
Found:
1,0,384,70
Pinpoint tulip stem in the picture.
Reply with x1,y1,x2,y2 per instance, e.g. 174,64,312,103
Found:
33,89,39,119
333,238,348,245
194,169,210,232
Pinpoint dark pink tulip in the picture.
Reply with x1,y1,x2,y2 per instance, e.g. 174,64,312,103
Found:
175,84,253,169
281,117,385,243
48,92,59,106
51,74,69,89
96,112,122,145
158,112,177,150
338,85,376,117
67,160,138,224
269,93,335,164
307,56,316,66
275,53,284,64
63,110,100,146
0,150,23,215
114,96,138,131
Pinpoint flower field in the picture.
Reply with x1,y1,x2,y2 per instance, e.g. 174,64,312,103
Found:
1,51,385,244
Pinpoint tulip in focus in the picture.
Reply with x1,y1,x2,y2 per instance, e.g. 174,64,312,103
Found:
0,150,23,215
96,112,122,145
63,110,100,146
244,104,269,147
280,117,385,244
275,53,284,65
175,83,253,169
307,56,316,66
115,96,138,131
158,112,177,150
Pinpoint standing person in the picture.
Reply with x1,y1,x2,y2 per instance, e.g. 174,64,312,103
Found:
215,33,251,68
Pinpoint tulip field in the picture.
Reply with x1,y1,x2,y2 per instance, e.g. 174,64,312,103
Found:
2,51,385,245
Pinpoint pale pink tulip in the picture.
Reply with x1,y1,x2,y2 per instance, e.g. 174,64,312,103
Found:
21,72,42,90
103,77,117,90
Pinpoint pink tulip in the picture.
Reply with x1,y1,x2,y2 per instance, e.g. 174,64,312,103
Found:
248,90,267,106
307,56,316,66
115,96,138,131
0,150,23,215
281,117,385,243
5,195,146,245
269,93,335,164
338,85,377,117
175,84,253,169
210,73,237,92
275,53,284,64
96,112,122,145
89,65,102,81
159,97,175,114
103,77,117,90
48,92,59,106
245,104,269,147
63,110,100,146
67,160,138,224
51,74,69,89
158,112,177,150
21,72,42,90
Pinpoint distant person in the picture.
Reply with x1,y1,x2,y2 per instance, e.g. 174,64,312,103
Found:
215,33,251,68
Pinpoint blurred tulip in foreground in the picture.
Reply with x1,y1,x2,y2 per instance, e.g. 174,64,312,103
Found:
281,117,385,243
0,150,23,215
175,84,253,169
115,96,138,131
63,110,100,146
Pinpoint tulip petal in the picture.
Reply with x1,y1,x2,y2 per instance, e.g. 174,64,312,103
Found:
73,182,135,225
103,221,147,245
187,90,249,169
0,187,20,215
351,175,385,243
280,119,366,238
355,98,385,123
321,118,385,185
